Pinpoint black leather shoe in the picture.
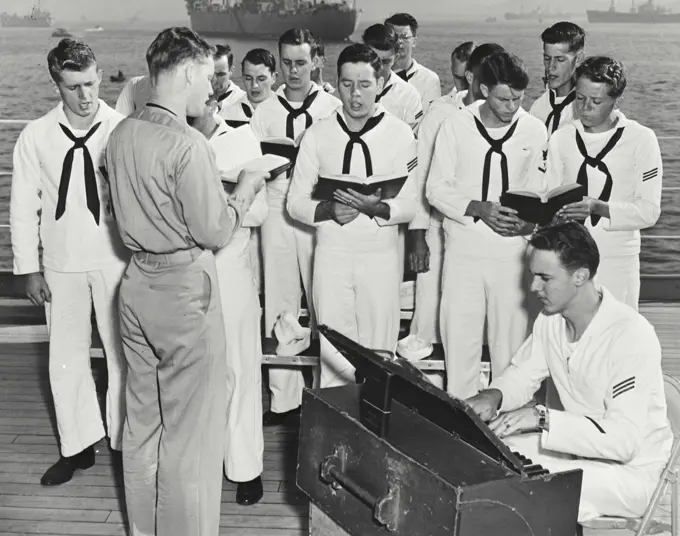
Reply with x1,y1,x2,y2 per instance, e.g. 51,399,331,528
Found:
40,445,95,486
262,407,301,427
236,476,264,506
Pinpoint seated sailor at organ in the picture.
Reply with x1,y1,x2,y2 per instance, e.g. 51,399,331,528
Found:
221,48,277,129
214,44,246,114
547,56,662,310
426,51,547,399
362,23,423,131
398,42,504,362
287,43,418,388
188,99,268,506
529,22,586,135
467,222,672,523
10,38,128,486
249,28,341,426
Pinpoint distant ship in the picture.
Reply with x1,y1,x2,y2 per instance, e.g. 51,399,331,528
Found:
188,0,361,41
0,1,53,28
587,0,680,23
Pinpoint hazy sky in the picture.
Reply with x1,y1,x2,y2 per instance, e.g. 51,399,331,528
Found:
0,0,652,22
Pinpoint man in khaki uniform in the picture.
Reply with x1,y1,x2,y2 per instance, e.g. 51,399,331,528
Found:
106,27,266,536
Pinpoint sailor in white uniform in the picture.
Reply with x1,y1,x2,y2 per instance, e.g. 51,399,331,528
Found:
187,102,268,506
427,51,547,399
188,100,268,504
115,74,152,116
362,23,423,131
287,44,417,387
221,48,278,297
385,13,441,113
214,44,247,115
398,43,505,363
10,38,128,486
249,28,341,425
467,222,673,523
529,22,585,136
221,48,277,129
311,41,336,94
548,57,662,311
449,41,476,94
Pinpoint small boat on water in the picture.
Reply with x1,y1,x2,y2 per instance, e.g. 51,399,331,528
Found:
51,27,73,37
110,70,126,83
85,25,104,32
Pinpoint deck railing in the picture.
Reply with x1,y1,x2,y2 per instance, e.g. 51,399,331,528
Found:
1,117,679,289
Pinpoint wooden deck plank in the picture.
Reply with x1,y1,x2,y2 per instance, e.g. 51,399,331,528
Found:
0,506,110,522
0,520,127,535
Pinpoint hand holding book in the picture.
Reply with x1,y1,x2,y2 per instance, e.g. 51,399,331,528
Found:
500,184,586,227
333,188,392,221
469,200,527,236
552,196,603,225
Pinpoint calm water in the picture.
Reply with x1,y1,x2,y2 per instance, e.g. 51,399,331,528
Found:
0,20,678,273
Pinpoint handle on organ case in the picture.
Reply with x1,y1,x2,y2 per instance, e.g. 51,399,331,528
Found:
319,445,400,532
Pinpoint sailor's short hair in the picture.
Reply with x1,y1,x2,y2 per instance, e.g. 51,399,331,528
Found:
479,50,529,92
465,43,504,74
541,21,586,53
214,44,234,69
336,44,381,80
451,41,477,63
576,56,627,98
47,38,97,83
242,48,276,74
278,28,320,58
530,222,600,277
362,23,399,54
146,27,214,84
385,13,418,36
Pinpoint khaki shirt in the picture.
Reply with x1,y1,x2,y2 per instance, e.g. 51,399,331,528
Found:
106,104,249,254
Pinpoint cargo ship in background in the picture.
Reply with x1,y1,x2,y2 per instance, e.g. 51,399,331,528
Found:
587,0,680,23
188,0,360,41
0,1,53,27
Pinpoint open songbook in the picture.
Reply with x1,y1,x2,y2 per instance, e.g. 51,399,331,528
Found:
260,136,299,164
500,183,586,226
311,174,408,202
212,126,292,184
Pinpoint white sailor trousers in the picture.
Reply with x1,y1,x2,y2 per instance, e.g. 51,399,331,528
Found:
441,243,533,399
505,433,666,523
315,237,401,387
261,188,315,413
215,233,264,482
44,264,126,457
119,250,228,536
596,254,641,311
409,222,445,343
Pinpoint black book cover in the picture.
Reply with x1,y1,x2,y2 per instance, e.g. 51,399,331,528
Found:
500,184,586,226
312,176,407,202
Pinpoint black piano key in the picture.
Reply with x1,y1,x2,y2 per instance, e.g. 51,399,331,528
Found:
512,451,551,477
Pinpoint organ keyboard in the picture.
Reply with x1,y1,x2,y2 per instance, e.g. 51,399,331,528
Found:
296,326,583,536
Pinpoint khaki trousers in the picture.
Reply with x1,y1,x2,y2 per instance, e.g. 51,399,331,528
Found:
119,249,229,536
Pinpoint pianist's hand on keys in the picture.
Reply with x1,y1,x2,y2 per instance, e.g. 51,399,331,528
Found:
466,388,503,422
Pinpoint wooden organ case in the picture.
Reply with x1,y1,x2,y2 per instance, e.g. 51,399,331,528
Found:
296,326,583,536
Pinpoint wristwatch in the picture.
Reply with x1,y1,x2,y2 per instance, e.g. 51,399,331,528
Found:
535,404,547,431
